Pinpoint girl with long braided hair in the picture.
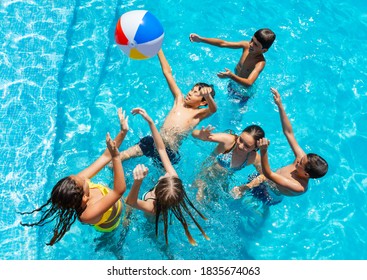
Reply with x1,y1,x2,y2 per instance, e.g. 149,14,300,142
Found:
126,108,209,246
20,109,129,245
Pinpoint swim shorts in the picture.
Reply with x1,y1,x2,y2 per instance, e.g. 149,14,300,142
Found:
246,173,283,206
227,81,253,105
138,135,181,165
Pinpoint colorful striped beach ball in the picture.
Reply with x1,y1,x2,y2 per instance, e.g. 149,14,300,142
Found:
115,10,164,60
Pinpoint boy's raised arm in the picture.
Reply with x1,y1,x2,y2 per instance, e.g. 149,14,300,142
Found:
157,49,182,100
196,87,217,120
271,88,305,159
190,33,247,49
203,89,217,114
258,138,305,194
200,87,218,118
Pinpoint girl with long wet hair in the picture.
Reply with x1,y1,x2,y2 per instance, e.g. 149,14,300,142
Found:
126,108,209,246
20,109,129,245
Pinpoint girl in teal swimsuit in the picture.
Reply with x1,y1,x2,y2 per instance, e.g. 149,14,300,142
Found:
191,124,265,201
125,108,209,246
20,109,129,245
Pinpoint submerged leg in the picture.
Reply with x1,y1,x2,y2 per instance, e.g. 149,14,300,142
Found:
108,144,144,168
193,179,207,202
120,144,143,162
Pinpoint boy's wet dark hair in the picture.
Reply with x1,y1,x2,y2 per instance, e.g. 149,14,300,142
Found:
194,82,216,103
305,153,328,179
254,28,276,49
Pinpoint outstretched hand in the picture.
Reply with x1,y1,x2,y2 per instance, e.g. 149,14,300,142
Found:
270,87,282,106
257,138,270,151
106,132,120,158
118,108,129,132
217,68,232,79
131,108,153,124
230,186,244,199
198,125,215,140
189,33,201,43
133,164,149,182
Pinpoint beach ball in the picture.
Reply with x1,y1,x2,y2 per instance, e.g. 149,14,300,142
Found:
115,10,164,60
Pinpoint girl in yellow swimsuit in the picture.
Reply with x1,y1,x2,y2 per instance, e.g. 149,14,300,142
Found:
20,109,129,245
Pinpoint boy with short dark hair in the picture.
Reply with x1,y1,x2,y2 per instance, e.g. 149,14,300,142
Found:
190,28,276,103
119,49,217,164
232,88,328,201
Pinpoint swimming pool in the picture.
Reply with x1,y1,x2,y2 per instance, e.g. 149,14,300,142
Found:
1,0,367,260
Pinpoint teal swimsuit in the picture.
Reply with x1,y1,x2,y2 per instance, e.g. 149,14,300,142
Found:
141,187,156,201
216,143,250,172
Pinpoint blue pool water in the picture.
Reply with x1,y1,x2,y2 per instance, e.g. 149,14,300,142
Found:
1,0,367,260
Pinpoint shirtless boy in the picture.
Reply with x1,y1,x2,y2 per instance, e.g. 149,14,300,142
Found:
232,88,328,201
190,29,275,102
119,49,217,164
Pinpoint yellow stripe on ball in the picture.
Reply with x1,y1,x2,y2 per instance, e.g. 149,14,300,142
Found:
130,48,149,60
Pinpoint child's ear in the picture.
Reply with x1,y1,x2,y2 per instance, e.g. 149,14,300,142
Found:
82,194,89,203
262,48,268,53
200,100,208,107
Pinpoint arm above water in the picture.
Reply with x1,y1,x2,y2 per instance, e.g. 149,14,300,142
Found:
271,88,306,159
125,164,155,214
77,108,129,179
157,49,182,102
132,108,178,177
258,138,305,194
80,133,126,222
217,61,265,87
190,33,248,49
